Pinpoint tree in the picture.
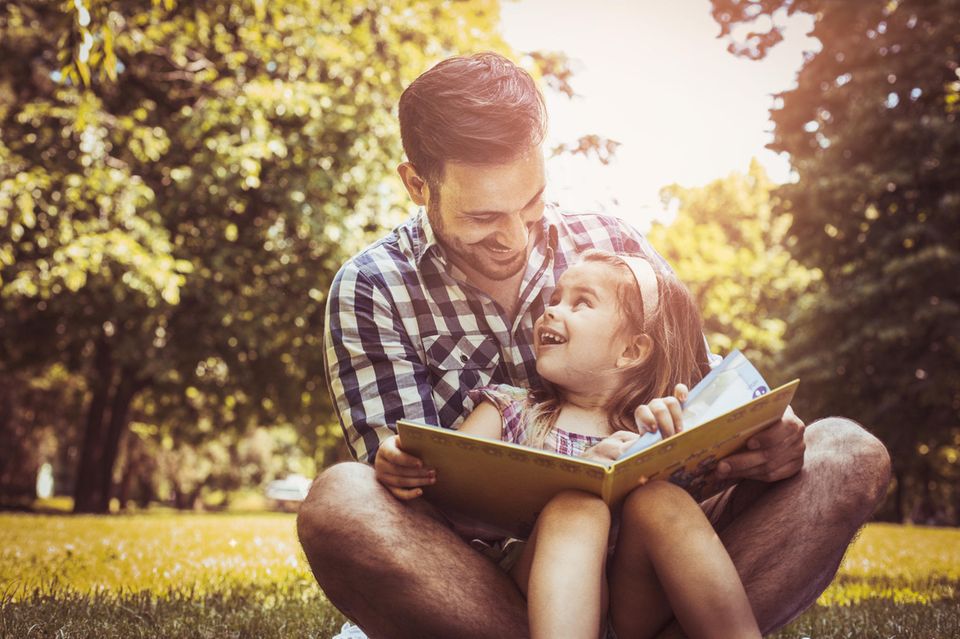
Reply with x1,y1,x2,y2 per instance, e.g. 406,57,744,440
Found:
648,161,819,376
0,0,536,512
710,0,960,521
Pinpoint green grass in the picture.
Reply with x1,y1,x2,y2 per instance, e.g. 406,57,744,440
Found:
0,515,957,638
0,512,344,638
769,523,960,639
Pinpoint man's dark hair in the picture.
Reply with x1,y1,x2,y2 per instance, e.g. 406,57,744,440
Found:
398,52,548,192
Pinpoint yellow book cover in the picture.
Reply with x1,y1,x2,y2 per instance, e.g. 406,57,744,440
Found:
397,379,798,538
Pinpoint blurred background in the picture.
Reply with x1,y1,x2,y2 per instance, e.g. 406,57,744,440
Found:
1,0,957,525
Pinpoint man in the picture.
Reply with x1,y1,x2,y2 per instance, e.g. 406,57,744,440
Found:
297,52,891,638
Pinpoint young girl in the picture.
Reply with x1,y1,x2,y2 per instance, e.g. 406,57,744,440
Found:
377,249,760,639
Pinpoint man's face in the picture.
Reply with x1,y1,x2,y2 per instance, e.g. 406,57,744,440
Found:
426,149,546,283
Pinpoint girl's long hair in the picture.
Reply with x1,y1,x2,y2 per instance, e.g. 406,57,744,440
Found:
526,249,711,447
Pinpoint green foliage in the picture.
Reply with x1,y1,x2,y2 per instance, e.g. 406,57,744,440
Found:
0,0,527,506
711,0,960,520
649,161,819,376
2,516,958,638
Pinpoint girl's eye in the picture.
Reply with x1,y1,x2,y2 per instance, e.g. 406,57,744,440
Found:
575,297,591,308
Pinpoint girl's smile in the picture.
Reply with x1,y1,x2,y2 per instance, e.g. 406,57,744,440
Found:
534,261,634,396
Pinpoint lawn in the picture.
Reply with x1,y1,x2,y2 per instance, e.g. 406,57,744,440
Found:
0,514,957,638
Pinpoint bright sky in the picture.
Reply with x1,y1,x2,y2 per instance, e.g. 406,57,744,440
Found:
500,0,818,229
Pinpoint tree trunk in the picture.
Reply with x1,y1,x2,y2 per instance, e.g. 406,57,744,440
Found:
94,370,140,510
189,486,203,511
73,334,144,514
0,384,14,493
73,337,114,513
117,431,135,510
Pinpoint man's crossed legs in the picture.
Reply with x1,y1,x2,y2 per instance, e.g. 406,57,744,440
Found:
297,418,890,639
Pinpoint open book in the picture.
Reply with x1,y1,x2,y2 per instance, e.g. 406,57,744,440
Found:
397,351,798,538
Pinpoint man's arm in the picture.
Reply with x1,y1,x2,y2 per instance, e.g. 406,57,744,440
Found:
324,262,438,463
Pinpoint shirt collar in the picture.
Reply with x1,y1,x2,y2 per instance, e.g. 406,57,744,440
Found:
410,208,442,265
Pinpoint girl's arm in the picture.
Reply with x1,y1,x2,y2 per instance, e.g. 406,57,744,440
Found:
456,400,504,441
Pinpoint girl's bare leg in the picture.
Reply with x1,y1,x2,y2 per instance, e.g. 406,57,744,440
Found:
609,481,761,639
510,490,611,639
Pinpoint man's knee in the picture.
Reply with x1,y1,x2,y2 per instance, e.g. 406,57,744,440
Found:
297,462,380,557
806,417,892,517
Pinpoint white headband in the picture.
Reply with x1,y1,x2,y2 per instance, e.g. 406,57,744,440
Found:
619,256,660,331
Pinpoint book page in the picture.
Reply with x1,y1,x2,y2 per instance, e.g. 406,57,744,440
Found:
681,349,770,428
618,349,771,460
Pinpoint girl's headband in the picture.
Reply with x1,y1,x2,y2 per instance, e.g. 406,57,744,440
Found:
618,255,660,331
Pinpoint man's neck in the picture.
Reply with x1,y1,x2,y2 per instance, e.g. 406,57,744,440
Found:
455,261,526,319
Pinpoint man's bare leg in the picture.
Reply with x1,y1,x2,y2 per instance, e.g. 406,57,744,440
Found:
654,417,891,638
296,462,529,639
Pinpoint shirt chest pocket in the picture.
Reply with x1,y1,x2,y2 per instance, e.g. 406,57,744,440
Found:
421,333,502,426
422,333,501,371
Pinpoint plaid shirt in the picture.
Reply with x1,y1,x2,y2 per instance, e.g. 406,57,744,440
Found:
324,204,670,463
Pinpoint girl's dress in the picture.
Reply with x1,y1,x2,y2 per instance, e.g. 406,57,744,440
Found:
466,383,605,456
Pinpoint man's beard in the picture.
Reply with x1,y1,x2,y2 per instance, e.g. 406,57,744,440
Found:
428,201,528,282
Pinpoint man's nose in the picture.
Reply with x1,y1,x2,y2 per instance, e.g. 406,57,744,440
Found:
495,213,529,252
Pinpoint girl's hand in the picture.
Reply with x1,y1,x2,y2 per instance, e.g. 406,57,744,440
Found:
633,383,689,439
374,435,435,500
582,431,641,463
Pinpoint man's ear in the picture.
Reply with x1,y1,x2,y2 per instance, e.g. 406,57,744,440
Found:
397,162,431,206
616,334,653,369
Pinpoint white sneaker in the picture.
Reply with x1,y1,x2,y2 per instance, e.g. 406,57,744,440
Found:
331,621,369,639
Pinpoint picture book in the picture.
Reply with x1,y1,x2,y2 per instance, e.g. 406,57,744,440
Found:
397,351,798,538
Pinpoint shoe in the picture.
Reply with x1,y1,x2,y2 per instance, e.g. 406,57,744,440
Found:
331,621,369,639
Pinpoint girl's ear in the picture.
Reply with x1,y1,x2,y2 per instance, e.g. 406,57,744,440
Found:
617,334,653,369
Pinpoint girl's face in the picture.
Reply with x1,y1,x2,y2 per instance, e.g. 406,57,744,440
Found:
534,261,636,394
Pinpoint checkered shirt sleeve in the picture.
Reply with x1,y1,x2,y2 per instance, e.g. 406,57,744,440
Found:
324,261,438,464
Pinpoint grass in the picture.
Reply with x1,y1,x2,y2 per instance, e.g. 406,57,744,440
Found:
769,523,960,639
0,515,958,638
0,512,344,638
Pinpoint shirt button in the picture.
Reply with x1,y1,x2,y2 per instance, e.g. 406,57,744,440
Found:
460,354,469,363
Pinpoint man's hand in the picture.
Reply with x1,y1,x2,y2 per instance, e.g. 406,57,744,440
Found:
633,384,689,438
374,435,435,500
714,405,806,483
582,431,641,463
